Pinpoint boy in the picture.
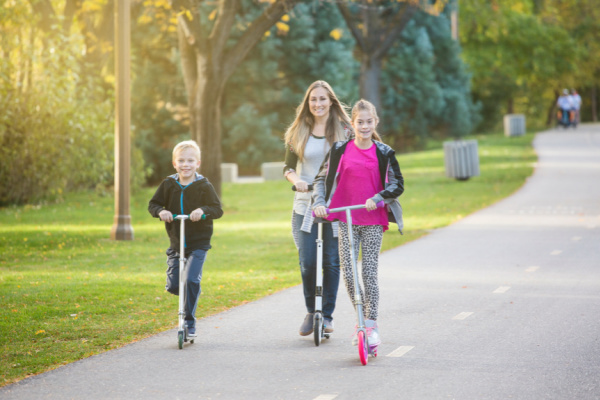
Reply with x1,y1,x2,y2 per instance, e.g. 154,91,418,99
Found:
148,140,223,337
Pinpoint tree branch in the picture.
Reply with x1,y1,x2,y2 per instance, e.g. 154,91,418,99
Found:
221,0,299,82
28,0,56,32
209,0,238,64
62,0,81,34
337,2,367,52
372,4,418,61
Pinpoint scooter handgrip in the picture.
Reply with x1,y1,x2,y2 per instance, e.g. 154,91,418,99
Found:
377,201,385,208
173,214,206,220
292,184,314,191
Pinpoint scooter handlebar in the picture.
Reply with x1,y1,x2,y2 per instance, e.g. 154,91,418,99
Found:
312,201,385,217
172,214,206,221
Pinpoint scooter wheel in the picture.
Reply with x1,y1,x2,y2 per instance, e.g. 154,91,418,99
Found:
178,331,184,349
313,313,323,347
357,330,368,366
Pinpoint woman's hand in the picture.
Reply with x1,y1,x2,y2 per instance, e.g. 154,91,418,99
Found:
190,208,205,222
314,206,328,218
294,180,309,192
158,210,173,223
365,198,377,211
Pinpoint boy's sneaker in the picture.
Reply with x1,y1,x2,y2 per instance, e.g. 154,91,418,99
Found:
324,318,334,333
299,313,314,336
187,326,197,338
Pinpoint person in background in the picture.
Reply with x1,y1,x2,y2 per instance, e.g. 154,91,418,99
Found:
556,89,573,127
570,89,582,127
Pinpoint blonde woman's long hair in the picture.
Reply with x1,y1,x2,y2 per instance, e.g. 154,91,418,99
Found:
351,99,383,142
284,80,352,161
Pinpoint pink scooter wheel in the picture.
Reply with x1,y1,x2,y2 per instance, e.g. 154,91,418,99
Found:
357,331,368,366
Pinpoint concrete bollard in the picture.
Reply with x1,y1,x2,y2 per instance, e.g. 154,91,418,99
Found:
443,139,480,181
261,162,286,181
503,114,526,137
221,163,238,183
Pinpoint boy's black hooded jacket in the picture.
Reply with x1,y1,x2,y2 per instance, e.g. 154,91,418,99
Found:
148,173,223,253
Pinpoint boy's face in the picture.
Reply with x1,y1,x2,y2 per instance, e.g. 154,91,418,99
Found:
173,148,201,181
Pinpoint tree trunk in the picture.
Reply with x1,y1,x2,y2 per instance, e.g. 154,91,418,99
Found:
359,55,382,113
175,0,299,195
592,85,598,122
507,97,514,114
546,89,559,126
195,81,224,196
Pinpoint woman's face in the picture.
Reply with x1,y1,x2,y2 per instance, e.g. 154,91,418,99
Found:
308,87,332,119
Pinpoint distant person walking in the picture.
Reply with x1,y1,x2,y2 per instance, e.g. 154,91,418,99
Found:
557,89,573,127
313,99,404,348
283,80,352,336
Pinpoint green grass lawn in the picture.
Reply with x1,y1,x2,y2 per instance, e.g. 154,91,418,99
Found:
0,132,536,385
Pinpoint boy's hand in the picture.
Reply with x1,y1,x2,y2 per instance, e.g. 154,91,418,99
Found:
190,208,205,222
159,210,173,223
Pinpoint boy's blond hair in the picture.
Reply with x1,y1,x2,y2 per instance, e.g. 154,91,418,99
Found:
173,140,201,161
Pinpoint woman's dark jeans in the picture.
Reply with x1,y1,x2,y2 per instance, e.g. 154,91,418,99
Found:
294,213,340,320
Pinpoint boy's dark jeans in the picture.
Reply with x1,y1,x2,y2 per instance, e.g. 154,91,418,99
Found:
165,248,207,329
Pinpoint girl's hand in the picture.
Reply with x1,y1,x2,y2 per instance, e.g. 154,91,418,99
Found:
314,206,328,218
294,180,309,192
365,199,377,211
190,208,205,222
159,210,173,223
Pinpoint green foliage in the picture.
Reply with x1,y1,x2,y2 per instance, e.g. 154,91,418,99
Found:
381,9,480,148
0,1,149,205
0,8,111,205
221,1,358,174
0,132,535,385
131,2,189,184
459,0,589,130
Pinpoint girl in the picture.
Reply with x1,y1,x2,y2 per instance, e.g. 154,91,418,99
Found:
313,99,404,346
283,80,352,336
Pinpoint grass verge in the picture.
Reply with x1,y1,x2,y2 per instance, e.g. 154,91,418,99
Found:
0,132,536,385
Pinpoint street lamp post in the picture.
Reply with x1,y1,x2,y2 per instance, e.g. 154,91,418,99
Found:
111,0,134,240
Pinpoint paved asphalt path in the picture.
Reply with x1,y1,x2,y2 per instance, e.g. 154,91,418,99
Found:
2,126,599,400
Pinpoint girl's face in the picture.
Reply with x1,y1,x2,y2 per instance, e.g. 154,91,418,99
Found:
352,109,377,141
173,148,200,183
308,87,331,119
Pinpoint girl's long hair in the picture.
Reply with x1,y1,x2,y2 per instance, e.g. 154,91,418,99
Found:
351,99,383,142
284,80,352,161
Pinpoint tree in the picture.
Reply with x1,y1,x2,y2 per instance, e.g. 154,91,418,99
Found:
172,0,302,195
220,1,357,174
0,0,116,204
380,7,480,148
460,0,581,130
337,0,446,111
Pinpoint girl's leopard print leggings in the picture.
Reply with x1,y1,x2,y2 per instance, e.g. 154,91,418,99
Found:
338,222,383,321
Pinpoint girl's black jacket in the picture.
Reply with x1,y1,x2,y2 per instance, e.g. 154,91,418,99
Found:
148,173,223,253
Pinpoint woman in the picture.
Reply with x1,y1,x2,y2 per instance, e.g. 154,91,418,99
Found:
283,80,352,336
